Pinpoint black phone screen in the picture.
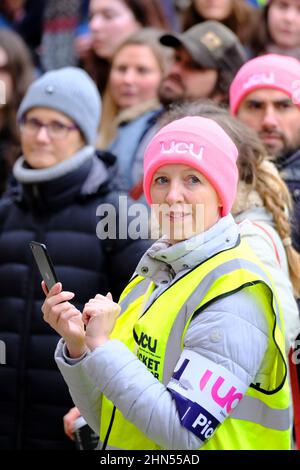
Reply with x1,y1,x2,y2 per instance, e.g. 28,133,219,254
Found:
29,241,59,291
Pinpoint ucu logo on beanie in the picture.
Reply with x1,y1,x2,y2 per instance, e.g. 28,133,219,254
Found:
160,140,204,160
243,72,275,90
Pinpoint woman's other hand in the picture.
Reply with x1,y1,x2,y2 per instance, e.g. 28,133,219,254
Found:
82,292,121,350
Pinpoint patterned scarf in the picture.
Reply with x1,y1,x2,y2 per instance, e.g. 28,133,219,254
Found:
41,0,81,71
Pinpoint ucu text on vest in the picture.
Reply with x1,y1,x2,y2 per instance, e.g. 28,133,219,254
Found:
160,141,204,159
135,332,160,379
136,331,157,352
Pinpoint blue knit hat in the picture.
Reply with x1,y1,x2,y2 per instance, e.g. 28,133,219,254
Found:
17,67,101,145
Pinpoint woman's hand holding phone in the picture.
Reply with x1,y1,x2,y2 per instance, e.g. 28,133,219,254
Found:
41,281,87,359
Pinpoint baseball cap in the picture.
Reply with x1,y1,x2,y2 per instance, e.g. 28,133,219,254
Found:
160,21,247,75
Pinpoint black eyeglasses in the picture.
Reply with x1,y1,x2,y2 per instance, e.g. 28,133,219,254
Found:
20,117,79,140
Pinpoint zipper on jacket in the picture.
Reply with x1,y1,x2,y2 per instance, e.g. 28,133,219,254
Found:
16,220,46,449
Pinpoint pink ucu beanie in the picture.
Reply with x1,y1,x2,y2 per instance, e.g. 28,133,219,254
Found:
230,54,300,115
143,116,239,217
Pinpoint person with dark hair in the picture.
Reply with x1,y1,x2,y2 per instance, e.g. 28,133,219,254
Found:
158,20,247,107
0,28,34,197
0,0,46,68
252,0,300,60
0,66,150,449
230,54,300,255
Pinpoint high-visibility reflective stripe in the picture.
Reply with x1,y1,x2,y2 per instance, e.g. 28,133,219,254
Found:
163,258,281,384
119,278,151,314
97,441,120,450
231,395,290,431
202,257,281,328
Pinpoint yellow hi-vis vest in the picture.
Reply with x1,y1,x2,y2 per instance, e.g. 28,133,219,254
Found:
99,239,291,450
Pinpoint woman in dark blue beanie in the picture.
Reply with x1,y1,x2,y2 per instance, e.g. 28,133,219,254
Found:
0,66,150,449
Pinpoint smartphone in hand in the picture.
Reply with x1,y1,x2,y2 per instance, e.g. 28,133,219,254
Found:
29,241,59,291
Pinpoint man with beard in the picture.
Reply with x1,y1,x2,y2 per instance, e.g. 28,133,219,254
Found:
230,54,300,253
158,20,247,107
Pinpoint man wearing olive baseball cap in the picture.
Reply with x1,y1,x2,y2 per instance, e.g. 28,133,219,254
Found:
129,21,246,201
158,20,247,106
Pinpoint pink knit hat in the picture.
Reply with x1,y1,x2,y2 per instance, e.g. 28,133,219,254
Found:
230,54,300,115
143,116,239,217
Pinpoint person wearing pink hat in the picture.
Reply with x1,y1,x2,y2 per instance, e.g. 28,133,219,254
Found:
41,116,290,450
230,53,300,254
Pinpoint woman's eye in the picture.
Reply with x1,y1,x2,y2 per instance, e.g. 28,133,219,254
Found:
187,175,200,184
154,176,168,184
51,122,65,130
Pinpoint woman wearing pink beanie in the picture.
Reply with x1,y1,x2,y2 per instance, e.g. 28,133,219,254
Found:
41,116,290,450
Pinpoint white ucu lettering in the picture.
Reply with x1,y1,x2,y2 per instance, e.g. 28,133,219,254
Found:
243,72,275,90
160,141,204,160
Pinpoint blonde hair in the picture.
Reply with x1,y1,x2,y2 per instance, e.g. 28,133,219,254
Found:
99,28,169,149
159,101,300,297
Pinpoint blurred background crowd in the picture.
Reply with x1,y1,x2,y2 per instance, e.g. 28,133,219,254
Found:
1,0,300,451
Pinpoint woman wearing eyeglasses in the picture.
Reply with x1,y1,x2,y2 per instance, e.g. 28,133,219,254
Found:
0,67,150,450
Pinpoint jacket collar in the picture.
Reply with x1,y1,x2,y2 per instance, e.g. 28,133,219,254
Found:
10,150,118,211
277,147,300,181
136,214,239,285
13,145,94,184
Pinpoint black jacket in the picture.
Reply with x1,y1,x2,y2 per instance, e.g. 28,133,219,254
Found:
278,148,300,253
0,151,150,449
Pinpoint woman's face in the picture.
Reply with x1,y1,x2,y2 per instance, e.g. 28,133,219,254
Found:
109,44,162,110
268,0,300,49
150,164,221,243
20,108,85,169
193,0,233,20
89,0,141,60
0,47,12,106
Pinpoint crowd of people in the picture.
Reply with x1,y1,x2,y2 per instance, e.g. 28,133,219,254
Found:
0,0,300,451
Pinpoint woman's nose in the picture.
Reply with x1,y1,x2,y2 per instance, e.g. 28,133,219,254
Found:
36,125,51,142
122,68,136,84
89,14,104,33
165,182,184,204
